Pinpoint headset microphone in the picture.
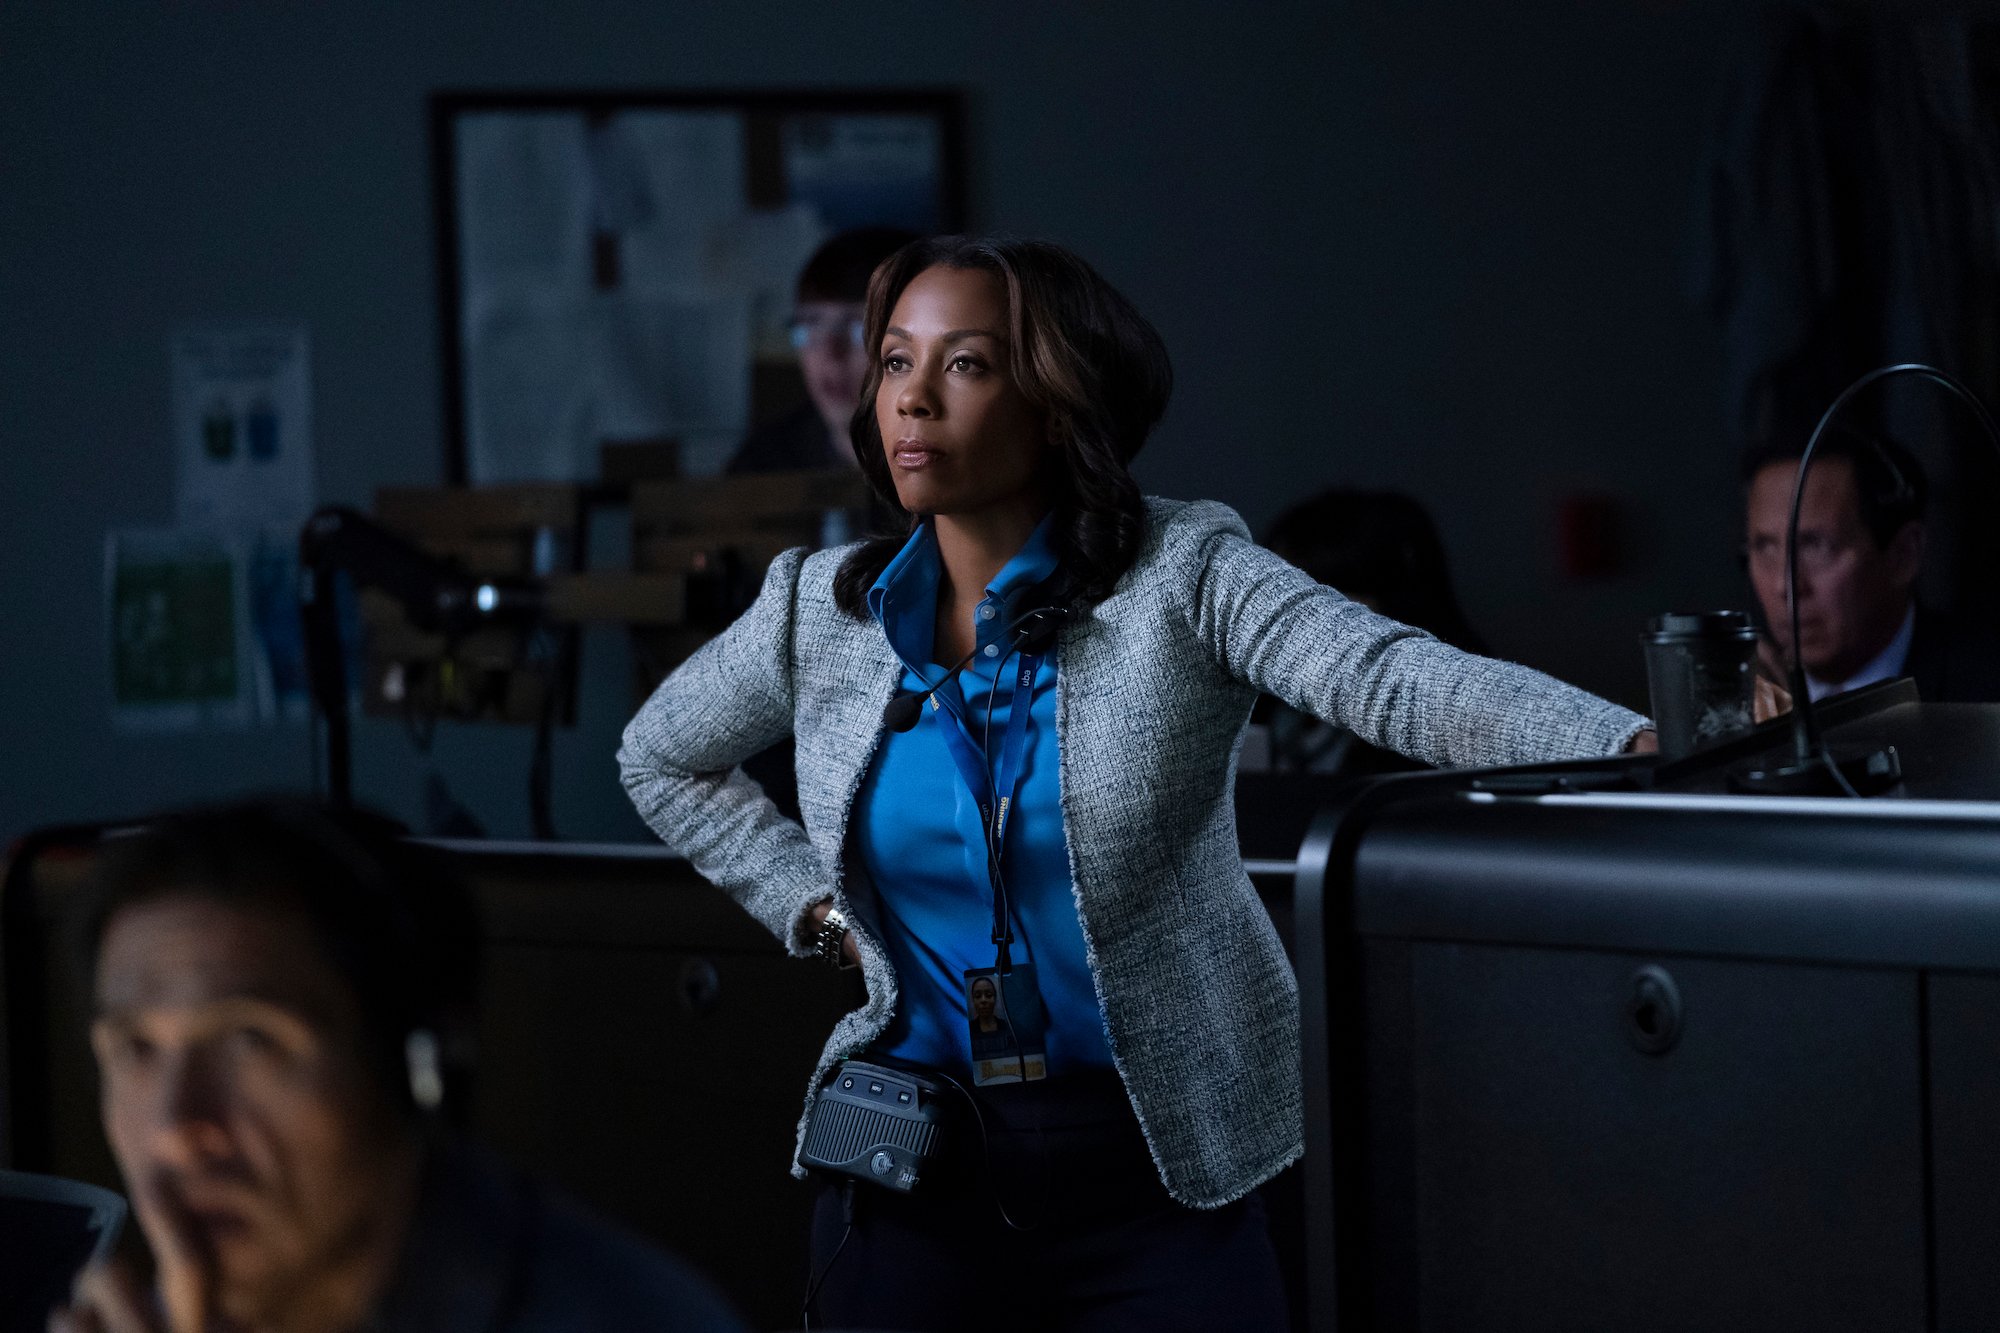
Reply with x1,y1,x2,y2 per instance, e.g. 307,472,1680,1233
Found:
879,604,1069,734
880,690,933,734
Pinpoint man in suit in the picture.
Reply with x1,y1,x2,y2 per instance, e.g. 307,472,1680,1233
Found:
1743,427,2000,703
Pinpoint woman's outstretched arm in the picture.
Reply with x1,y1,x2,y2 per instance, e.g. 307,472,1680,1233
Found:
618,548,828,954
1171,502,1649,768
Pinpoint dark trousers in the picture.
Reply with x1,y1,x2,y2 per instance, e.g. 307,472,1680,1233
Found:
804,1070,1288,1333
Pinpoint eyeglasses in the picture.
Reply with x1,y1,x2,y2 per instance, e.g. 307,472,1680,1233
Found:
787,315,866,352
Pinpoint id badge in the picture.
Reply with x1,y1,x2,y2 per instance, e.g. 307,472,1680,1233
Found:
965,965,1049,1086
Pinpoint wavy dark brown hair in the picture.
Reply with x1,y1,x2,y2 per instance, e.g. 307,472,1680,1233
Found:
831,236,1172,618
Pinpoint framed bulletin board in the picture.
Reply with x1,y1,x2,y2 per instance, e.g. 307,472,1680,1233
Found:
430,90,966,485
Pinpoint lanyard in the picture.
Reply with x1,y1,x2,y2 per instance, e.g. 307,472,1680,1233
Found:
930,649,1042,842
928,649,1046,949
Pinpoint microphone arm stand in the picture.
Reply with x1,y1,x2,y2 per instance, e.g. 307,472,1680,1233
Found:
298,505,540,809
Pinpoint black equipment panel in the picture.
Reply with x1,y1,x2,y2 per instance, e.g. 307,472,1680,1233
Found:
1299,687,2000,1332
1399,943,1922,1329
1926,973,2000,1329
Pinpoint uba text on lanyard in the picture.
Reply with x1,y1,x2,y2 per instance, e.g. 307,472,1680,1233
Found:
931,647,1051,1086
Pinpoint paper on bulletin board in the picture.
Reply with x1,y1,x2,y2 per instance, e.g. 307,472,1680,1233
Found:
457,112,595,293
782,113,945,233
610,110,745,230
107,529,254,730
464,292,753,483
457,109,763,483
171,322,315,528
713,204,830,355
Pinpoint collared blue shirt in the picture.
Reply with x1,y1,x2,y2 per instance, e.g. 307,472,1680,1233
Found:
849,518,1115,1075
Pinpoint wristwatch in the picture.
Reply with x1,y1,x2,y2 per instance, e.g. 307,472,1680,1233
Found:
813,903,856,970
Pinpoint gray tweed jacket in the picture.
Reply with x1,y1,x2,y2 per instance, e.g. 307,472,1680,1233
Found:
618,497,1647,1208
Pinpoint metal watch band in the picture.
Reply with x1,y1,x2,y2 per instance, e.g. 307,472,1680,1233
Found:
814,904,853,969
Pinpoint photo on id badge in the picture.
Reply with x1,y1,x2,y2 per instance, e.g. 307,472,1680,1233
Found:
966,967,1048,1086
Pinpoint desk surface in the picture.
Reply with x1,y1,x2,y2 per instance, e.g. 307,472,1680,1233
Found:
1662,687,2000,801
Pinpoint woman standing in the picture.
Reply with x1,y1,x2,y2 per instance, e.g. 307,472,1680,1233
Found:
619,236,1650,1331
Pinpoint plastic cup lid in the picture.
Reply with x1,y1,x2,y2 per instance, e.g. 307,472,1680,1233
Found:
1644,610,1757,641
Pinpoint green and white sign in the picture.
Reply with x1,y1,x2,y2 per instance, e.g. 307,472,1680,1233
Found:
107,529,253,729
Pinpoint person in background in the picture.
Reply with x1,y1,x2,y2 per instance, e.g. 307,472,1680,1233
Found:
51,801,744,1333
728,226,921,476
1743,426,2000,703
728,231,918,814
1256,489,1488,775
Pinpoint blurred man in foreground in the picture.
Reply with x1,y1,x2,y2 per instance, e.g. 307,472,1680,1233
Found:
1743,428,2000,703
52,801,743,1333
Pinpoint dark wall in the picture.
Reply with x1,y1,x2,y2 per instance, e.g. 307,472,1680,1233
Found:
0,2,1741,844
